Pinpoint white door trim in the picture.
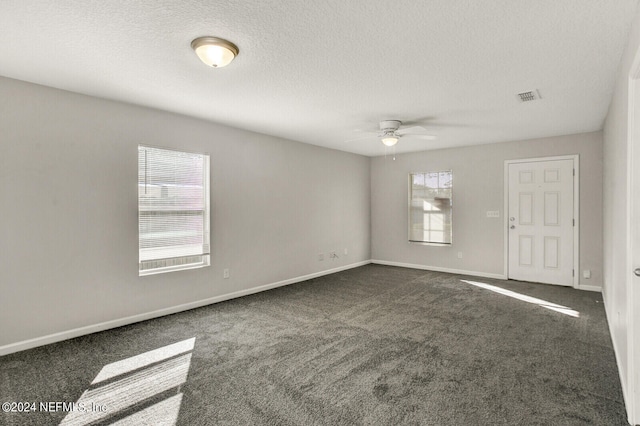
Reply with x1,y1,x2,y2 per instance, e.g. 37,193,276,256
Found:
503,155,580,288
624,42,640,425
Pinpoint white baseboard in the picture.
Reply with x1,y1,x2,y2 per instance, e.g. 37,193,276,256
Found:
576,284,602,292
0,260,371,356
371,259,507,280
601,291,632,425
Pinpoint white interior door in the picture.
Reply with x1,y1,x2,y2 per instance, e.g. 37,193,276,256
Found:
507,159,575,286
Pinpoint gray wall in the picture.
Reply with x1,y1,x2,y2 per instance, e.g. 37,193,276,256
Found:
603,5,640,416
371,131,603,286
0,74,610,357
0,76,371,350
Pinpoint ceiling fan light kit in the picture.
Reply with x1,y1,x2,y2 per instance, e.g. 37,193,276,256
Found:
379,120,401,146
191,36,239,68
381,136,399,146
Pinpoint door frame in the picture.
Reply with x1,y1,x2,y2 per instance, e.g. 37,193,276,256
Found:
625,42,640,425
503,155,580,288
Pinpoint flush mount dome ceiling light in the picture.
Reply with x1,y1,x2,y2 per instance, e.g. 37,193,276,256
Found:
191,36,239,68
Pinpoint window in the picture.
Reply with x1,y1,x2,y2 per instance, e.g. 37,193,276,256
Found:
409,170,452,244
138,146,210,275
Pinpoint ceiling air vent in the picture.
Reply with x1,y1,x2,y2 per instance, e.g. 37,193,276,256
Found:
517,90,541,103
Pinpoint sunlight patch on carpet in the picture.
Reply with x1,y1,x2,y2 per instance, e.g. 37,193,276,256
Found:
461,280,580,318
60,338,195,425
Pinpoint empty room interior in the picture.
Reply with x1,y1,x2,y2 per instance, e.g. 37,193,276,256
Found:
3,1,640,425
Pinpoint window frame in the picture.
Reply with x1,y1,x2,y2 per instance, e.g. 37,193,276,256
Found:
408,170,453,246
138,145,211,276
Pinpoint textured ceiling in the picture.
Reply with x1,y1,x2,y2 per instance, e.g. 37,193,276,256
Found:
0,0,637,156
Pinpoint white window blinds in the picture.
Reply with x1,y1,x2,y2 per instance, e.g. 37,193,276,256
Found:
409,171,453,244
138,146,210,275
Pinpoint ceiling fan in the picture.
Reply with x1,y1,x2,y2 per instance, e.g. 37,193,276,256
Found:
347,120,436,147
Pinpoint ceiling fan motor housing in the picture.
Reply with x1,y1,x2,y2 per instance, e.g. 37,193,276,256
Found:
379,120,402,132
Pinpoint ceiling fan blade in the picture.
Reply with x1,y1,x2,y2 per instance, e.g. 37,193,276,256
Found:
403,134,437,140
396,125,429,135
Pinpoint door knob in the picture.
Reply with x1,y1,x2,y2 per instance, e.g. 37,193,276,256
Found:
635,268,640,277
510,217,515,221
510,225,515,229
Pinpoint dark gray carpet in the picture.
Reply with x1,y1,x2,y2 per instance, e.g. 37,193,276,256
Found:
0,265,627,425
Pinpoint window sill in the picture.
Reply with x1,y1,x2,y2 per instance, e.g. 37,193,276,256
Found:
139,261,209,277
409,241,452,247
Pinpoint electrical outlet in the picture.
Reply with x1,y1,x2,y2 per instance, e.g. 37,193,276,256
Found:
223,268,230,279
457,252,463,259
583,270,591,279
318,253,324,261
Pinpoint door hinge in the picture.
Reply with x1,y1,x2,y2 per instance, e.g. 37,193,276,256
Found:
572,219,575,226
573,168,575,176
572,269,575,277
